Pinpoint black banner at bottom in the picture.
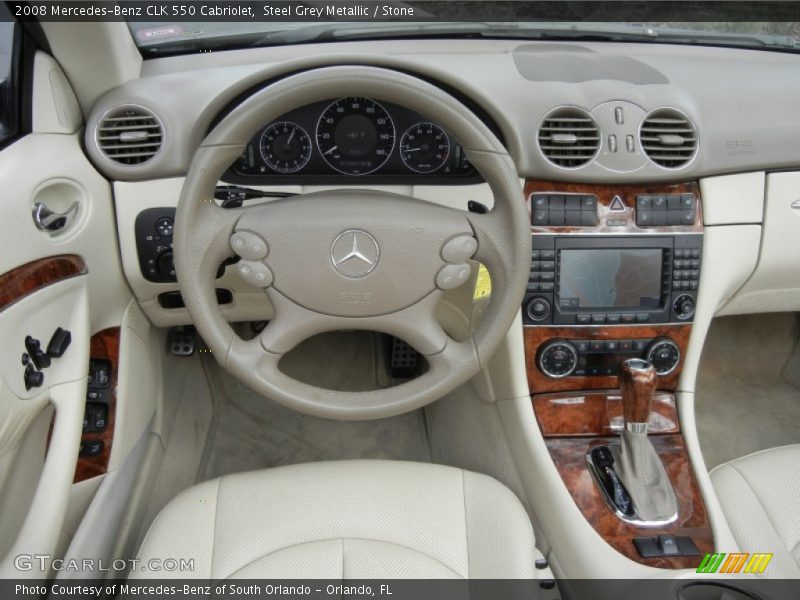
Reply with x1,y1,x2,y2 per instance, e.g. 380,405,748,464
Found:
4,579,800,600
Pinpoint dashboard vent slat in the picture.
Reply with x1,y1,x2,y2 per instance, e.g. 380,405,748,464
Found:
96,106,164,166
538,107,600,168
640,108,697,169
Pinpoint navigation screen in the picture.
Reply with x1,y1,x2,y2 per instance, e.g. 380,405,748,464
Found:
558,249,663,309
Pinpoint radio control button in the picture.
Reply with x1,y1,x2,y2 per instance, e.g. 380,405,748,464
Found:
635,313,651,323
621,313,636,323
673,294,696,320
441,235,477,263
436,264,471,290
540,261,555,271
620,340,634,353
531,250,541,260
690,249,701,258
591,314,606,324
541,272,555,282
633,339,649,353
237,261,273,288
540,282,555,292
541,250,556,260
576,314,591,325
606,314,621,324
230,231,269,261
605,340,619,352
526,297,551,322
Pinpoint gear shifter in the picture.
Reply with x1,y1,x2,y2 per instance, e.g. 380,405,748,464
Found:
588,358,678,524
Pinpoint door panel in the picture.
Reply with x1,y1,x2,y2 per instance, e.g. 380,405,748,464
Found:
0,40,132,574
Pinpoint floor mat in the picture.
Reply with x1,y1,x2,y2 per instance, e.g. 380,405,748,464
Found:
696,313,800,469
197,332,431,480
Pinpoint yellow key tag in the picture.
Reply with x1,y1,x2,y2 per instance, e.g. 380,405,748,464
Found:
473,263,492,301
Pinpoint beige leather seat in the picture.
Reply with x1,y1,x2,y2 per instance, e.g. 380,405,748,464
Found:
710,444,800,578
134,460,538,578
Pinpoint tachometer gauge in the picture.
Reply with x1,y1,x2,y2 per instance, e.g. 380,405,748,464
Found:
258,122,312,174
316,98,395,175
399,122,450,173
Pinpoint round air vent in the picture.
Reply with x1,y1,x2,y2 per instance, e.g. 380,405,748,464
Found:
538,107,600,168
639,108,698,169
95,105,164,166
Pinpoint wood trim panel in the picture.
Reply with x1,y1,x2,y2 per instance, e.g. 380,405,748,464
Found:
546,435,713,569
524,323,691,394
0,255,86,312
525,180,703,234
534,391,679,437
74,328,119,483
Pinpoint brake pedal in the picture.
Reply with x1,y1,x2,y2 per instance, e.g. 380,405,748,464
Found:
168,327,196,357
389,337,418,378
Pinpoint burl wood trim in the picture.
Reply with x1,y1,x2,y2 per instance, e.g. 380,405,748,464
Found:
620,360,658,423
74,328,119,483
546,435,713,569
0,255,86,312
534,391,679,437
525,180,703,233
524,324,691,394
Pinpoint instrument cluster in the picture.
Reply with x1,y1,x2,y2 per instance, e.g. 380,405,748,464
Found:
225,97,477,184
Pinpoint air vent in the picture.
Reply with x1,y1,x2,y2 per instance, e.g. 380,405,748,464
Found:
96,106,163,166
640,108,697,169
538,107,600,168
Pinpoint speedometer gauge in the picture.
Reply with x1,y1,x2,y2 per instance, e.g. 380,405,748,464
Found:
259,121,312,174
400,122,450,173
316,98,395,175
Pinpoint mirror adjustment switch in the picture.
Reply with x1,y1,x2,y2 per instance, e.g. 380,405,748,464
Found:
47,327,72,358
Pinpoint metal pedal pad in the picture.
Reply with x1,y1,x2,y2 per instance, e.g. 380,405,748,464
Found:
168,327,196,357
390,337,418,378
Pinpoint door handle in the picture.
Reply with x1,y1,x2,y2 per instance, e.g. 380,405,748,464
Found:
32,201,79,232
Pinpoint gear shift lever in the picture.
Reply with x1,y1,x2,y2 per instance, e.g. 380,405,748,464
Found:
588,358,678,524
620,358,657,432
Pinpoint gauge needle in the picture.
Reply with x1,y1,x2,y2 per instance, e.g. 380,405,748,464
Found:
404,147,422,152
287,128,296,144
324,146,338,155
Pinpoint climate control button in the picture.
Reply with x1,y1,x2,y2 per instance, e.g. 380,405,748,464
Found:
538,340,579,378
646,338,681,375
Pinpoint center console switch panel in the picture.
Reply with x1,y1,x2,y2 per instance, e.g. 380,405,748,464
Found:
524,234,702,326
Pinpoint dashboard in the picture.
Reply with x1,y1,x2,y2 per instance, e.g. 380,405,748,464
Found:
223,97,478,185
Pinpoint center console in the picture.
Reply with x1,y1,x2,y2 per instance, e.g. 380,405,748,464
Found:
523,180,713,570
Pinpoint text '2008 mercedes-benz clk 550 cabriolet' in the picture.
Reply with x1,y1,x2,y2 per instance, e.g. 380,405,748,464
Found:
1,1,800,599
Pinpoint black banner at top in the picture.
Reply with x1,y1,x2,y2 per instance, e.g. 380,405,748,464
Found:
5,1,800,23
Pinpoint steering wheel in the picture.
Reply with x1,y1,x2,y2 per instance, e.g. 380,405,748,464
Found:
174,66,530,420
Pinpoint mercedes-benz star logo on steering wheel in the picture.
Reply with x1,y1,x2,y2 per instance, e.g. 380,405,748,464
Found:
330,230,380,278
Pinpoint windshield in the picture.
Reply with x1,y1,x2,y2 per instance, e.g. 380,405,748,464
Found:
127,15,800,56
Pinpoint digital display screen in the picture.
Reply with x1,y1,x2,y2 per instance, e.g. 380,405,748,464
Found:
558,249,663,310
